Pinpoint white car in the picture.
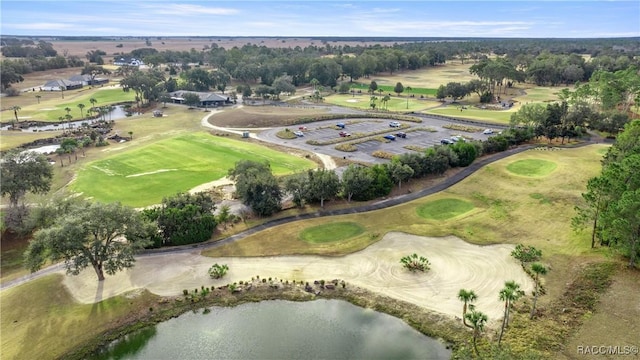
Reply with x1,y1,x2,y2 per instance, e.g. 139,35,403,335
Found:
389,121,401,128
294,131,304,137
483,129,494,135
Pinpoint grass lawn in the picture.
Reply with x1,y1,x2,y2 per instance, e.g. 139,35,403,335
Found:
416,198,475,220
506,159,558,177
71,132,317,207
0,275,158,360
299,222,365,243
324,93,437,112
348,82,437,96
424,105,516,124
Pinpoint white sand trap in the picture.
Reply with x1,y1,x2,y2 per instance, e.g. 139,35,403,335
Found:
346,99,360,103
189,176,234,193
126,169,177,178
62,233,533,321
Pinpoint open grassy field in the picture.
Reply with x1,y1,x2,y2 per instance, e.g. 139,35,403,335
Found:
0,130,66,151
365,62,478,89
324,93,439,112
423,105,516,124
71,132,317,207
348,82,437,96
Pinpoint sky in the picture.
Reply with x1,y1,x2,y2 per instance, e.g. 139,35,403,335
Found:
1,0,638,38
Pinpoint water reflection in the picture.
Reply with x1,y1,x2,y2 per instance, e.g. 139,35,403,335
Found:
1,106,131,132
94,299,451,360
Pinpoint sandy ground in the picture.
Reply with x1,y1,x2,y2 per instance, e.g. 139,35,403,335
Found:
62,232,533,323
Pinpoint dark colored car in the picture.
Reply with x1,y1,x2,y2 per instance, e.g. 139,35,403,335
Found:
396,132,407,138
336,123,346,129
384,134,396,141
440,138,454,145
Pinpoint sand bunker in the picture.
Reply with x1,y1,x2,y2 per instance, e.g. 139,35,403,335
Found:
346,99,360,103
62,233,533,321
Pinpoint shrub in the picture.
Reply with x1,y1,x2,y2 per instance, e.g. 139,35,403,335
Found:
372,150,395,159
208,263,229,279
335,143,357,152
511,244,542,264
400,253,431,272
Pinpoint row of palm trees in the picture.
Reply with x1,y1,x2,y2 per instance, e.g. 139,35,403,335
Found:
457,262,548,356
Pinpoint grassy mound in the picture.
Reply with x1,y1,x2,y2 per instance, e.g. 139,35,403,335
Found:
416,198,475,220
506,159,557,177
299,222,365,243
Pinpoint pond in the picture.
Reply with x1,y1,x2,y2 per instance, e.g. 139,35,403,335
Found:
0,105,133,132
94,299,452,360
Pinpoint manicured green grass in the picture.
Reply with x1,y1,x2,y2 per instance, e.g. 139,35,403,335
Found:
416,198,475,220
324,94,436,112
299,222,365,243
349,83,437,96
424,106,515,124
506,159,558,177
71,132,316,207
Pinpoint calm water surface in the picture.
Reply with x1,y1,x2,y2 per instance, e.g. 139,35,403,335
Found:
95,299,451,360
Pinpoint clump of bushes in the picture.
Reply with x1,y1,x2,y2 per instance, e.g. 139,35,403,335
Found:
401,253,431,272
372,150,395,159
335,143,357,152
208,263,229,279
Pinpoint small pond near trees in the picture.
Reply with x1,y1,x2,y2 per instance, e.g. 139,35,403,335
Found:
94,299,451,360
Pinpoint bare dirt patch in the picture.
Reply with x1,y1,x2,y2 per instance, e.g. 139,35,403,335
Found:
61,232,533,323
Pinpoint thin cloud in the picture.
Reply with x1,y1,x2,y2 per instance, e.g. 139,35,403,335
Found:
149,4,239,16
9,23,76,30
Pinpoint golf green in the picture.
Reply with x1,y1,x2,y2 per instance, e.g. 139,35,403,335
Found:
299,222,365,243
506,159,557,177
416,198,475,220
72,132,316,207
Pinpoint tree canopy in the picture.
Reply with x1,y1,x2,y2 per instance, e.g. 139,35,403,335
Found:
24,200,155,281
1,149,53,208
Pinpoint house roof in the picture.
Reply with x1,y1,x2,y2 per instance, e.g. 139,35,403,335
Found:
169,91,228,102
43,79,82,87
68,75,92,82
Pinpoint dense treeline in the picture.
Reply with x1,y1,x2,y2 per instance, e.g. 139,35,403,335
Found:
573,120,640,268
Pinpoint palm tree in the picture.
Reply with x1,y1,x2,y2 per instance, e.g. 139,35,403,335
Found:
406,86,413,109
35,95,41,104
458,289,478,328
382,94,391,110
64,114,73,134
128,131,133,140
370,96,378,110
89,98,98,112
55,147,65,167
310,78,319,93
498,280,524,346
530,263,548,319
64,107,72,117
77,103,86,119
11,106,21,123
464,308,488,357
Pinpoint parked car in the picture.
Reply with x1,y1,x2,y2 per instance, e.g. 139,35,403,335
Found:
389,121,401,128
294,131,304,137
440,138,454,145
483,129,494,134
384,134,396,141
396,132,407,138
298,126,308,131
337,123,346,129
339,131,351,137
451,135,464,142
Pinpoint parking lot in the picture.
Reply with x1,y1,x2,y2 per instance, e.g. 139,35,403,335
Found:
258,116,504,164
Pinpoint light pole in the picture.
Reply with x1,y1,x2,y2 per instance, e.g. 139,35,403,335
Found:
406,86,412,109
